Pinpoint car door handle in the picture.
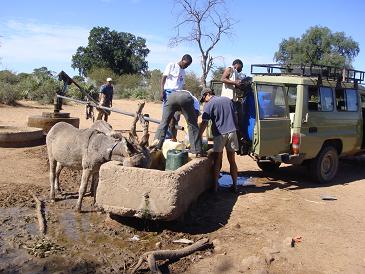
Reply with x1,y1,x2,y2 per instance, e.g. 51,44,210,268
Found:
309,127,317,133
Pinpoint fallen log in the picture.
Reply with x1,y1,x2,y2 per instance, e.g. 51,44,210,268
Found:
30,192,46,234
131,238,211,274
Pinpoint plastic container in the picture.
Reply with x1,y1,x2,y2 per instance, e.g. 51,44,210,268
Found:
162,139,185,158
165,149,188,171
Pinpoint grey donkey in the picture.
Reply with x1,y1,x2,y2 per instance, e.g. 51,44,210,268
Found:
46,121,150,212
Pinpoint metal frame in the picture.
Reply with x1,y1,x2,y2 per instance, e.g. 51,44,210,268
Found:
251,64,365,85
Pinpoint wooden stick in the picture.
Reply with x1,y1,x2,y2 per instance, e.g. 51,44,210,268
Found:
30,192,46,235
131,238,210,274
129,102,146,144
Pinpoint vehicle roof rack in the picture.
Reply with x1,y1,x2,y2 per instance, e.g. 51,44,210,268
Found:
251,64,364,84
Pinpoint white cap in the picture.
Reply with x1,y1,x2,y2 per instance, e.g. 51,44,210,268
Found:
106,77,112,82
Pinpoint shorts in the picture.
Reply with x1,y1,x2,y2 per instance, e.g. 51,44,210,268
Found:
213,131,239,152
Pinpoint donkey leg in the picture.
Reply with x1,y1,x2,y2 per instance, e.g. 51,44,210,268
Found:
90,172,99,205
49,159,57,201
76,168,92,212
54,162,63,192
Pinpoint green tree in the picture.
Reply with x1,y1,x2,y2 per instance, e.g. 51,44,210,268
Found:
72,27,150,76
145,69,162,101
274,26,360,68
184,71,201,97
211,66,225,81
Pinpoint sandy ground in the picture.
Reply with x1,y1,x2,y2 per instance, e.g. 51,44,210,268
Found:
1,99,365,273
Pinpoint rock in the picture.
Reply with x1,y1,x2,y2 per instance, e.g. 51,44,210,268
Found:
212,239,223,253
234,223,241,229
155,242,162,249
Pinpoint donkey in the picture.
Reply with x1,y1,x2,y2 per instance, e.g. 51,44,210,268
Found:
46,103,151,212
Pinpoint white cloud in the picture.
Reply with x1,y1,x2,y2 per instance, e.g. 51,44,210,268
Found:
0,20,89,73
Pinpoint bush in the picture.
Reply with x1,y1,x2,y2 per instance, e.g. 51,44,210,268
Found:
0,82,23,105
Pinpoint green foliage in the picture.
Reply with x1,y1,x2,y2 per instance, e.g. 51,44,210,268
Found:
71,26,150,76
211,66,225,81
274,26,360,68
88,67,118,87
0,70,22,105
184,71,202,97
145,69,162,101
0,82,22,105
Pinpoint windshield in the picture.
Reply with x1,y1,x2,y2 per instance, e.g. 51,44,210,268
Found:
256,84,287,119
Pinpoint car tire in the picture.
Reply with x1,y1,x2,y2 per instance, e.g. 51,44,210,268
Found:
257,161,281,172
310,145,339,183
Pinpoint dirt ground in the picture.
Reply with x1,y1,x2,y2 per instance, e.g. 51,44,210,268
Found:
1,99,365,274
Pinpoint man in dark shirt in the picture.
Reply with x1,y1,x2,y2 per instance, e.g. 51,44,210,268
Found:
199,88,239,192
97,77,114,122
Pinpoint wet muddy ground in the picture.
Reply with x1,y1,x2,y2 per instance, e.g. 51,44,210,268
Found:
2,100,365,273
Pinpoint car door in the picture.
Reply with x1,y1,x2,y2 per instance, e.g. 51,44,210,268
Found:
252,83,291,157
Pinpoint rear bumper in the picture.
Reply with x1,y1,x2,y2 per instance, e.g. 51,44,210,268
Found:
270,153,305,165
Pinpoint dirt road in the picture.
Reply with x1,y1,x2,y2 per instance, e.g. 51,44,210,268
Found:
1,100,365,273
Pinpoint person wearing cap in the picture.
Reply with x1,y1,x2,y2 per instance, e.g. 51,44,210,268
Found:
160,54,193,141
153,90,204,157
96,77,114,122
199,88,239,193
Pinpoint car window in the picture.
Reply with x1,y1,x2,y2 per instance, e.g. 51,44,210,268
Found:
257,84,287,119
335,88,358,112
308,86,334,112
345,89,358,111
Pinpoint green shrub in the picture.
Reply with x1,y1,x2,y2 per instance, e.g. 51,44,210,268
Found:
0,82,23,105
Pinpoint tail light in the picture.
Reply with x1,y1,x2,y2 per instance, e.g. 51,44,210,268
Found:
291,133,300,155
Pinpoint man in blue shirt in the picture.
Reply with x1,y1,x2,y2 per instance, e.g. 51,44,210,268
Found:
199,88,239,193
97,77,114,122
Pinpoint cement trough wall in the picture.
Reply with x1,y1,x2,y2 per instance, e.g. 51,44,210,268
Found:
96,155,213,221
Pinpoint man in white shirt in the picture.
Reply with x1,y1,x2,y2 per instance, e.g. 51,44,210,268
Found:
220,59,244,101
158,54,192,141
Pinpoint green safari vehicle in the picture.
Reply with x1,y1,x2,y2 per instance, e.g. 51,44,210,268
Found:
211,64,365,183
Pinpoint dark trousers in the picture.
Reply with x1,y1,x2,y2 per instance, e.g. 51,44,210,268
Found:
155,92,202,154
233,100,249,155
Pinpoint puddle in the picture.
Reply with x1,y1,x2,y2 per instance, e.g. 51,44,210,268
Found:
0,204,160,273
218,173,256,188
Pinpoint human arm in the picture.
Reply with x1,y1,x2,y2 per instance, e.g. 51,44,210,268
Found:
199,120,208,138
221,67,241,87
160,75,167,101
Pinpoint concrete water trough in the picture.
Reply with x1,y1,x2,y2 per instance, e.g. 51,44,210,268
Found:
96,154,213,221
0,126,45,147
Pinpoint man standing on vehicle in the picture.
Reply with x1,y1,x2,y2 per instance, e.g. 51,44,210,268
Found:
199,88,239,193
221,59,244,100
158,54,193,141
221,59,248,155
96,77,114,122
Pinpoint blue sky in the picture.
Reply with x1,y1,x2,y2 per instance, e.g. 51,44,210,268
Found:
1,0,364,78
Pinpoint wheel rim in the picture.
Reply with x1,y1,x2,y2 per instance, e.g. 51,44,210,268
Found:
321,151,337,180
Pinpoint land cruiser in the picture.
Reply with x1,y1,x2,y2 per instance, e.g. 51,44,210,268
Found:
210,64,365,183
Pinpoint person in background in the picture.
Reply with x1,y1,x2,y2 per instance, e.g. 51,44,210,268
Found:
96,77,114,122
199,88,239,193
158,54,193,141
